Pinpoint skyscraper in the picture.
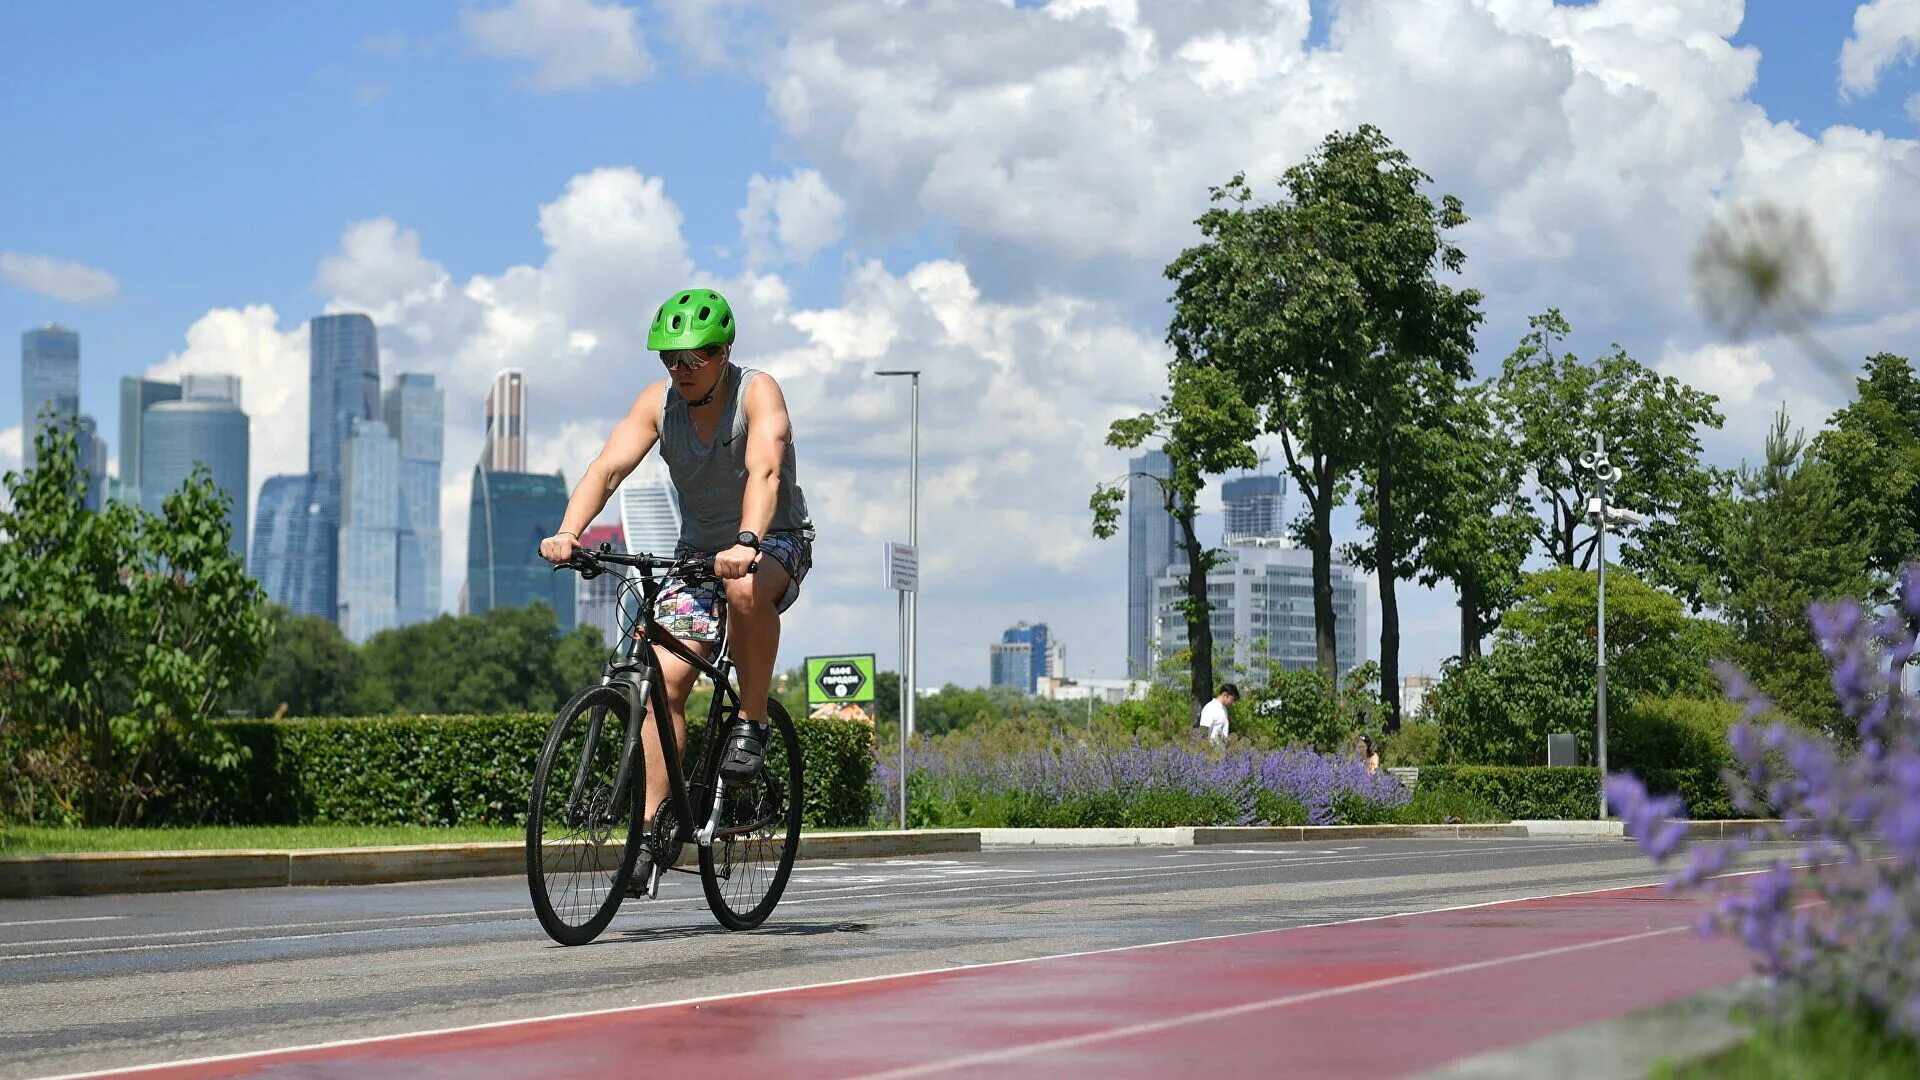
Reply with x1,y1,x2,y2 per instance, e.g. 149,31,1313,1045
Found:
252,474,332,618
74,414,109,512
338,418,400,643
1000,621,1053,693
1149,537,1368,683
618,455,681,559
383,374,444,628
140,377,250,557
308,314,380,521
575,523,627,645
1222,473,1286,542
21,325,80,469
119,376,182,505
482,369,526,473
467,465,574,629
1127,449,1178,676
989,642,1034,692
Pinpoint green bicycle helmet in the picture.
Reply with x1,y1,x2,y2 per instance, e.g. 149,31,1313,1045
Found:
647,288,737,350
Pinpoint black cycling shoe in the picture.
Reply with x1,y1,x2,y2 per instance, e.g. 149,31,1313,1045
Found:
717,718,770,785
624,849,656,899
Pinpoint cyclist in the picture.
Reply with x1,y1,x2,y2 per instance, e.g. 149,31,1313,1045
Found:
540,287,813,892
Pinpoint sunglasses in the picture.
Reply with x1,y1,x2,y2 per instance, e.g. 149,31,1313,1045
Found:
659,344,725,371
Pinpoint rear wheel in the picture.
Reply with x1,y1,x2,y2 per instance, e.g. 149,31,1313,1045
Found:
527,685,645,945
699,698,802,930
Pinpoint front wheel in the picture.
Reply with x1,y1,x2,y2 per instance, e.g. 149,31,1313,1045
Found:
699,698,802,930
527,685,645,945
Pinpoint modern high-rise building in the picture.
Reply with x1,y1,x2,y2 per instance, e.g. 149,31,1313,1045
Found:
989,641,1034,692
308,313,380,520
482,369,526,473
118,376,182,505
338,418,400,643
618,455,682,559
1127,449,1178,676
1149,537,1368,684
999,621,1053,693
575,523,627,645
467,465,574,629
383,374,444,628
74,415,109,512
1222,473,1286,543
140,378,250,557
21,325,81,470
252,474,333,619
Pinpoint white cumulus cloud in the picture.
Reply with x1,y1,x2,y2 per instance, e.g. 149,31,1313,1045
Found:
0,251,120,304
1840,0,1920,98
739,169,847,267
461,0,651,91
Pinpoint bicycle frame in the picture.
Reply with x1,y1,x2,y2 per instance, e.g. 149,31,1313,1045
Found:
579,559,742,859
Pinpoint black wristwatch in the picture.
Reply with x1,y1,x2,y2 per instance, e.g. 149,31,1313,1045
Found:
735,530,760,549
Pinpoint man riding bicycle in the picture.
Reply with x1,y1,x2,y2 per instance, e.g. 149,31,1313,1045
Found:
539,287,813,893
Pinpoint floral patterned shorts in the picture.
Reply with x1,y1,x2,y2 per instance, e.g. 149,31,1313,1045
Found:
652,529,813,643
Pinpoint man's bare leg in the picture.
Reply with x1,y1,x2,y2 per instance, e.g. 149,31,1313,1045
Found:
724,560,791,722
642,644,702,827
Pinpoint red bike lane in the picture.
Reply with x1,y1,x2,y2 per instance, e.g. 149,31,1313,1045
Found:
62,883,1754,1080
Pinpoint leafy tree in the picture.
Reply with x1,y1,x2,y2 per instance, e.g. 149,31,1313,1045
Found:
1502,566,1732,703
1392,382,1533,660
1719,409,1876,736
1092,363,1259,711
1167,127,1477,695
555,624,609,692
1495,311,1726,607
356,603,576,715
0,425,270,825
1429,623,1595,766
1809,353,1920,586
240,607,363,717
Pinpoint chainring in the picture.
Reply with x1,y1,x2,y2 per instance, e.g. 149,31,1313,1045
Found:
649,800,684,869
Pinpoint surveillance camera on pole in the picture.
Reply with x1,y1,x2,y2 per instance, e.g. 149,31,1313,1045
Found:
1606,507,1646,527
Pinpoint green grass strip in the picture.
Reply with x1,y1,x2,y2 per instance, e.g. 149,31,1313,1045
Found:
1656,1002,1920,1079
0,825,523,854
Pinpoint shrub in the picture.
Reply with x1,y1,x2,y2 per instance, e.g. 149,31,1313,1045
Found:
1381,720,1443,766
873,742,1410,828
1414,765,1750,822
1611,694,1739,776
1430,623,1596,765
1243,669,1345,751
156,712,875,829
1610,564,1920,1038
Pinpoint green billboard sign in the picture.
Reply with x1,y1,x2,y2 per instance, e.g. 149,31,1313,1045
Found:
806,654,877,724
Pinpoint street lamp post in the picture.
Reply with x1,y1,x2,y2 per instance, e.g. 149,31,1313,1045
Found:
875,370,919,830
1579,433,1622,821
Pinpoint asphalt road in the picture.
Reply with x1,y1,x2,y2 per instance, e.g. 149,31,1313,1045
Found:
1,838,1693,1079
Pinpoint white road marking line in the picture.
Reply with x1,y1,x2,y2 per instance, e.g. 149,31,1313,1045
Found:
0,908,530,951
847,923,1700,1078
0,915,127,928
33,878,1687,1080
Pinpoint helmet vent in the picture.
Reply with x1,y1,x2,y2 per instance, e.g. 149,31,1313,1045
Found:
698,305,712,320
671,315,683,329
678,293,691,304
722,313,732,327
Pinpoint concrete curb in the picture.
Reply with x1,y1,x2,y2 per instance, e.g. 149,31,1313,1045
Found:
0,821,1776,898
0,829,982,899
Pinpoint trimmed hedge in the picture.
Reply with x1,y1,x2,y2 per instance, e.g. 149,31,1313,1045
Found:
161,712,874,829
1415,765,1756,821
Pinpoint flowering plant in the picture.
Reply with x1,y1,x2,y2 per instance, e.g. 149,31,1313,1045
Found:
1608,565,1920,1033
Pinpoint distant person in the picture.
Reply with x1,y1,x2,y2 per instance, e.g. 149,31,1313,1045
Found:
1198,683,1238,742
1355,735,1380,775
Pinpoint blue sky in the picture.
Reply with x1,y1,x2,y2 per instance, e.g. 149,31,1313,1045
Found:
5,1,1920,689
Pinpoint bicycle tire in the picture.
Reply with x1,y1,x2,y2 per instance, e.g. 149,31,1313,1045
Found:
526,684,646,946
699,698,802,930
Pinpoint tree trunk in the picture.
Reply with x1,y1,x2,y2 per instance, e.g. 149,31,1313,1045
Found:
1458,577,1484,661
1375,433,1402,734
1312,457,1339,682
1175,503,1216,717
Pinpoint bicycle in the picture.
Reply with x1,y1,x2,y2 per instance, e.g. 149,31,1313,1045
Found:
525,544,803,945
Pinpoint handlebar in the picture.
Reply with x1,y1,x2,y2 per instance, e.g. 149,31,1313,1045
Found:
554,545,715,582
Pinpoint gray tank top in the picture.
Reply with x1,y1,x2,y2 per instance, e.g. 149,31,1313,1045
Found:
658,364,811,551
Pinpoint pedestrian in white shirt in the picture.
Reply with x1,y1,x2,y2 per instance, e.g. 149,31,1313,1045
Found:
1198,683,1239,742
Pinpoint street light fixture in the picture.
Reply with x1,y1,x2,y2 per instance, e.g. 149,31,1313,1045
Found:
875,369,919,830
1578,433,1624,821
